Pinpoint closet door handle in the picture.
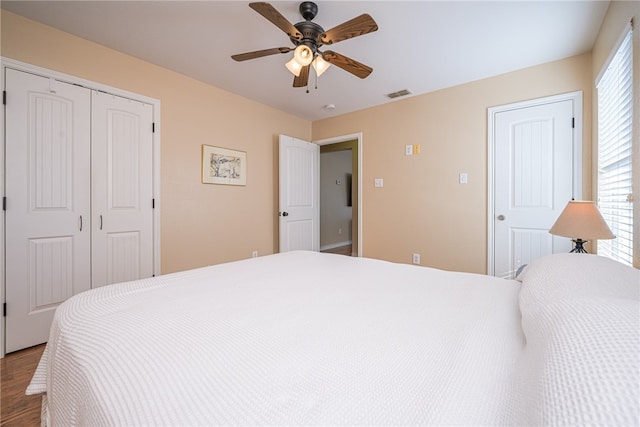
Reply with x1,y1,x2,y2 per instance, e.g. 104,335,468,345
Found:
79,215,83,231
100,215,103,230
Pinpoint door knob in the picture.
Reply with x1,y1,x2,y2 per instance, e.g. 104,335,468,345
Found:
497,214,505,221
282,212,289,217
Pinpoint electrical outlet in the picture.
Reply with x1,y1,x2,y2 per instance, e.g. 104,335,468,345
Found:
412,253,421,265
405,145,413,156
252,250,258,258
338,228,342,235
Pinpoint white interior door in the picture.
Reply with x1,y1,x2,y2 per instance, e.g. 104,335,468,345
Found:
91,91,154,288
5,69,91,352
279,135,319,252
491,97,577,278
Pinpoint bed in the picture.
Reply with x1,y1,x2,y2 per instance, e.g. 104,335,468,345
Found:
27,251,639,426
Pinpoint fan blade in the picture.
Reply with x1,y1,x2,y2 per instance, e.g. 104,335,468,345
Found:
249,2,302,40
293,65,310,87
320,14,378,45
322,51,372,79
231,47,292,62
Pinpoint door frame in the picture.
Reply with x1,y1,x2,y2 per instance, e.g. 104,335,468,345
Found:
0,57,162,357
315,133,363,257
487,91,582,276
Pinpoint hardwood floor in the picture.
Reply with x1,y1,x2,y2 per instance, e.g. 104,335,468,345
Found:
321,244,353,256
1,345,45,427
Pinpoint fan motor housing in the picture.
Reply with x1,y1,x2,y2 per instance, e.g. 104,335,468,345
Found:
289,2,324,52
291,20,324,51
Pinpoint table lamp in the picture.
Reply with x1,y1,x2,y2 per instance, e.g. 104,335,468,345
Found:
548,200,615,253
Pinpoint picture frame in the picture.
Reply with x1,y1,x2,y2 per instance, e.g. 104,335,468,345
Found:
202,144,247,186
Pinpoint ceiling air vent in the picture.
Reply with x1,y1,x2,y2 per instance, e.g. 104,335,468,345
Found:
385,89,412,99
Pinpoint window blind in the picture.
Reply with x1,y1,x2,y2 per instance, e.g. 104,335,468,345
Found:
596,27,633,266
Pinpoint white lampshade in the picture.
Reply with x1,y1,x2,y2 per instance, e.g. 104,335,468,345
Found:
285,57,303,77
312,55,331,77
293,45,313,66
549,200,615,240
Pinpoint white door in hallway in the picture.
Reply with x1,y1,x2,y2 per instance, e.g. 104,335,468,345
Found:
491,95,579,278
279,135,319,252
5,69,92,352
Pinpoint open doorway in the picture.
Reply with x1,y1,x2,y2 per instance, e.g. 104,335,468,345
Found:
319,139,358,257
320,146,352,255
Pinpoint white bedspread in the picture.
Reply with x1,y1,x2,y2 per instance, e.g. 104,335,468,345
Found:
514,253,640,426
26,251,639,426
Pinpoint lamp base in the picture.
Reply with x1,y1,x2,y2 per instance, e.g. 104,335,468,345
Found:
570,238,589,253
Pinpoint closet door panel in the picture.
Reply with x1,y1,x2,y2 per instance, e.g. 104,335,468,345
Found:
5,69,91,352
92,91,154,288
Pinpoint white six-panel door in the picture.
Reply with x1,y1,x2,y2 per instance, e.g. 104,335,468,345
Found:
492,98,576,278
5,69,92,352
91,91,154,288
279,135,320,252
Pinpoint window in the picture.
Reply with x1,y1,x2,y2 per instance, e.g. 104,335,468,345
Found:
596,26,633,266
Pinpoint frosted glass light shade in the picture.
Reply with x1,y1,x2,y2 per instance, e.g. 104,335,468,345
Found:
312,55,331,77
549,200,615,240
293,45,313,66
285,58,303,77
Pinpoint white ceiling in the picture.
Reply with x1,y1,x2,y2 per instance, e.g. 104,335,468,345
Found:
2,1,609,121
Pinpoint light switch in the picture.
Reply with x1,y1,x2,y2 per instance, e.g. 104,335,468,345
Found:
459,173,468,184
374,178,384,188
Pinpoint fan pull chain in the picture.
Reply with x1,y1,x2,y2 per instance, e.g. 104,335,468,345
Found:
304,67,320,94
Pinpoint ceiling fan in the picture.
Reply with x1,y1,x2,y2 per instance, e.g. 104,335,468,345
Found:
231,2,378,88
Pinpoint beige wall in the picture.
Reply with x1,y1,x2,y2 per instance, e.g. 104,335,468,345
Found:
313,54,593,273
1,11,311,273
590,1,640,268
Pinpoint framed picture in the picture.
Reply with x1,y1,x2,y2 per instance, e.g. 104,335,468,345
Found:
202,145,247,186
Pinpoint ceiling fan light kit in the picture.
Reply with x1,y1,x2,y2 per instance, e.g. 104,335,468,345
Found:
293,45,313,66
285,57,304,77
232,1,378,89
312,55,331,77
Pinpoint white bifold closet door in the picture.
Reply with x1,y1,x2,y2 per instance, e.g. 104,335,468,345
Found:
5,69,92,352
5,69,154,352
91,91,154,288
